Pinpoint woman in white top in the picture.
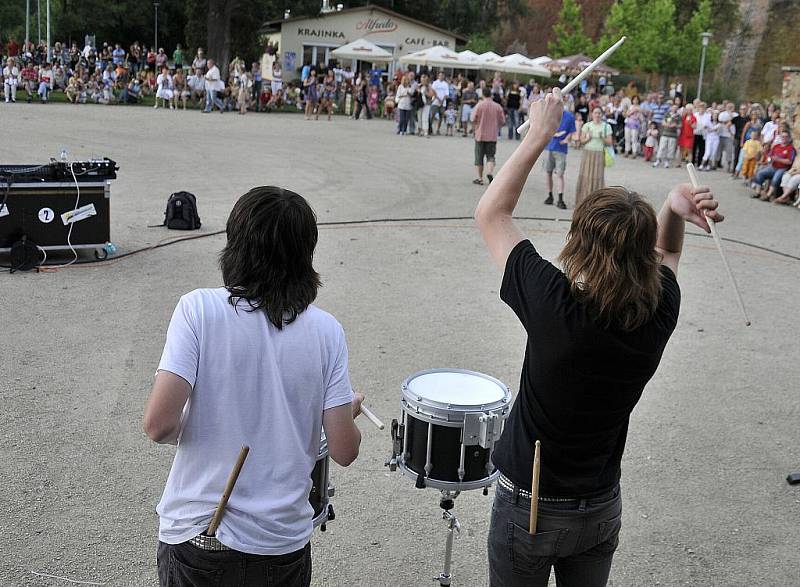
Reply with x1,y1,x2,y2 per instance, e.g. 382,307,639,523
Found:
155,66,174,110
395,74,413,135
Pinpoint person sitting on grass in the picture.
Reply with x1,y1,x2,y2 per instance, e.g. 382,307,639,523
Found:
20,61,37,103
64,76,81,104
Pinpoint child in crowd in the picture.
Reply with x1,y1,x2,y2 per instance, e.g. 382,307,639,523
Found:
65,76,81,103
237,69,251,115
445,101,456,136
740,130,762,182
644,122,659,162
384,85,396,119
368,84,379,116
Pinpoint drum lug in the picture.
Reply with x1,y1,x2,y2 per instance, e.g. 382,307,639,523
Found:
327,483,335,498
415,473,427,489
385,419,403,472
327,503,335,522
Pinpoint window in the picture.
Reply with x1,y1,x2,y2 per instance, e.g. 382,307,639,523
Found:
302,44,338,68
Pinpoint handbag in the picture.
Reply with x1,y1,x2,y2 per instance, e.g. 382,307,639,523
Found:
605,146,616,167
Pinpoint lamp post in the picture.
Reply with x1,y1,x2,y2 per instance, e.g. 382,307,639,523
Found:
154,2,160,54
696,32,712,101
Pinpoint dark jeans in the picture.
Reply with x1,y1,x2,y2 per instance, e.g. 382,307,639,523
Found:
398,108,411,133
692,135,705,166
753,165,785,188
157,540,311,587
488,480,622,587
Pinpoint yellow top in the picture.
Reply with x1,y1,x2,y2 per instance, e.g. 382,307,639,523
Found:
743,139,762,159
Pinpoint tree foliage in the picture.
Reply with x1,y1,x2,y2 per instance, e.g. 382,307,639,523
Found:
598,0,719,78
548,0,593,57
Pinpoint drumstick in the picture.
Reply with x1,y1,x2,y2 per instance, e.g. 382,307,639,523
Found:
207,445,250,536
529,440,541,535
517,36,626,135
360,405,385,430
686,163,751,326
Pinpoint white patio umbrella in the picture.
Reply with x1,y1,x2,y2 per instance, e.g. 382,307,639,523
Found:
331,38,393,62
399,45,478,69
478,51,502,67
457,49,483,69
493,53,551,78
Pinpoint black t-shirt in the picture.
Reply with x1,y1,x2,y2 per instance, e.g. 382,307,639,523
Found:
506,91,520,110
493,240,681,498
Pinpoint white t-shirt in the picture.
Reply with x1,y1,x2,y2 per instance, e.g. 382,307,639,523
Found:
156,288,354,555
431,79,449,105
762,120,778,144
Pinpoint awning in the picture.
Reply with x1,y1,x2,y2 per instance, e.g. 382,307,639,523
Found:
330,38,393,62
492,53,552,77
399,45,480,69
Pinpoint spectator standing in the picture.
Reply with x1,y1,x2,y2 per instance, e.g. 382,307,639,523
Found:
677,104,696,166
112,43,125,67
395,75,413,135
543,96,576,209
460,81,478,136
717,111,735,172
129,42,141,73
303,69,319,120
192,48,207,75
700,111,721,171
155,48,168,71
575,108,613,205
251,62,262,112
203,59,225,113
623,103,643,158
416,73,433,137
237,69,251,115
146,47,157,71
271,61,283,102
472,86,505,185
651,93,670,128
320,72,336,121
692,102,710,165
505,81,522,140
7,37,19,58
653,104,680,168
431,71,449,135
172,44,184,69
761,109,780,148
3,58,19,103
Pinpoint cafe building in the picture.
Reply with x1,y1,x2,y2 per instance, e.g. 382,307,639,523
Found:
261,3,468,80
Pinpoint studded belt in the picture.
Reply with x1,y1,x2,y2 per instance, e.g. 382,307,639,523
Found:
498,474,588,503
188,533,231,551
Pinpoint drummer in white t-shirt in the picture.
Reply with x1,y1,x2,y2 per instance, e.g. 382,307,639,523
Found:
144,186,363,587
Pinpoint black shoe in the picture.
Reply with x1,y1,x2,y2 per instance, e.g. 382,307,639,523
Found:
544,195,554,205
556,200,567,210
487,174,494,183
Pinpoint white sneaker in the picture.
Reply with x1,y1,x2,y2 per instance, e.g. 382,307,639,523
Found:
664,162,670,168
652,160,659,168
153,103,158,109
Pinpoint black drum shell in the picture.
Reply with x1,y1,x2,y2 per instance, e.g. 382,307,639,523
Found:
404,413,492,483
309,452,329,520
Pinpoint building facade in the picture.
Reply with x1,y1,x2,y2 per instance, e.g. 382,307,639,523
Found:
262,5,466,80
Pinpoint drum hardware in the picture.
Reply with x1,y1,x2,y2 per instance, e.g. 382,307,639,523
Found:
434,490,461,587
311,434,336,531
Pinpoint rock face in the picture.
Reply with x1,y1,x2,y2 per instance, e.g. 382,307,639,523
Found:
494,0,800,100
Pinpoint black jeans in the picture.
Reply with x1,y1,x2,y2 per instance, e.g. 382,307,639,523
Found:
158,540,311,587
488,481,622,587
692,136,706,166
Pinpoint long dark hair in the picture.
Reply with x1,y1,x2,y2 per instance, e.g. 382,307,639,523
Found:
219,186,321,329
558,187,662,331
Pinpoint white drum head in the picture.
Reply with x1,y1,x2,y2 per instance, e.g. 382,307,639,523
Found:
405,369,510,407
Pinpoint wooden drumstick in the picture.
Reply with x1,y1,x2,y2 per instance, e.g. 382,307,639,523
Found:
686,163,751,326
360,405,385,430
517,36,626,135
207,445,250,536
529,440,541,534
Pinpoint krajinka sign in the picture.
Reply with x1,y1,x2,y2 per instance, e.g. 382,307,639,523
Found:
297,28,346,39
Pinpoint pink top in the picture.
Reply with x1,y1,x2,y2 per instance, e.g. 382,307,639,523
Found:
473,99,506,142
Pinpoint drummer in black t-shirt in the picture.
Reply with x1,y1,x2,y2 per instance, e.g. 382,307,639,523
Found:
474,88,724,587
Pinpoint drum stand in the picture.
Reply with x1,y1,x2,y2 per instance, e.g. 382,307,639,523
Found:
434,490,461,586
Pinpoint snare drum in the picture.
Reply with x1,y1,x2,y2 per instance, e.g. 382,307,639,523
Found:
390,369,511,492
309,434,335,530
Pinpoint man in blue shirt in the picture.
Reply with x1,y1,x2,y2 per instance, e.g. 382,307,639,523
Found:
543,98,576,209
652,93,671,128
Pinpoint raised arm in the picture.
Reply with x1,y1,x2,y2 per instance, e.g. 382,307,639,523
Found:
656,183,724,276
474,89,564,268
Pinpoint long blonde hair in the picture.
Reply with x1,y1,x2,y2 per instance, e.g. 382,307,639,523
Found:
558,187,662,331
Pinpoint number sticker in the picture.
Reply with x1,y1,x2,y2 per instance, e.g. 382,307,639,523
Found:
38,208,55,223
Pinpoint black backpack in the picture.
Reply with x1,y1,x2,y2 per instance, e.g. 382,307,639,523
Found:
164,191,201,230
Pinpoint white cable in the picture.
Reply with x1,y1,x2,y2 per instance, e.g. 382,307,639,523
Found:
43,161,80,269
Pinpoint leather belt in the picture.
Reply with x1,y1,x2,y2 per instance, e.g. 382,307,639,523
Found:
188,533,231,551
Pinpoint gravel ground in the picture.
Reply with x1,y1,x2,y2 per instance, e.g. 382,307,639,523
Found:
1,104,798,587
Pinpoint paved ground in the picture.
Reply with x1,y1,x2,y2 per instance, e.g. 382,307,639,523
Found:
1,104,798,587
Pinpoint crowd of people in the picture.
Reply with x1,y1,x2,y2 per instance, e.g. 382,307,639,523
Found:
2,36,797,208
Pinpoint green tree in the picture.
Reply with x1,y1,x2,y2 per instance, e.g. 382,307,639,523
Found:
673,0,720,74
548,0,593,57
466,33,494,55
